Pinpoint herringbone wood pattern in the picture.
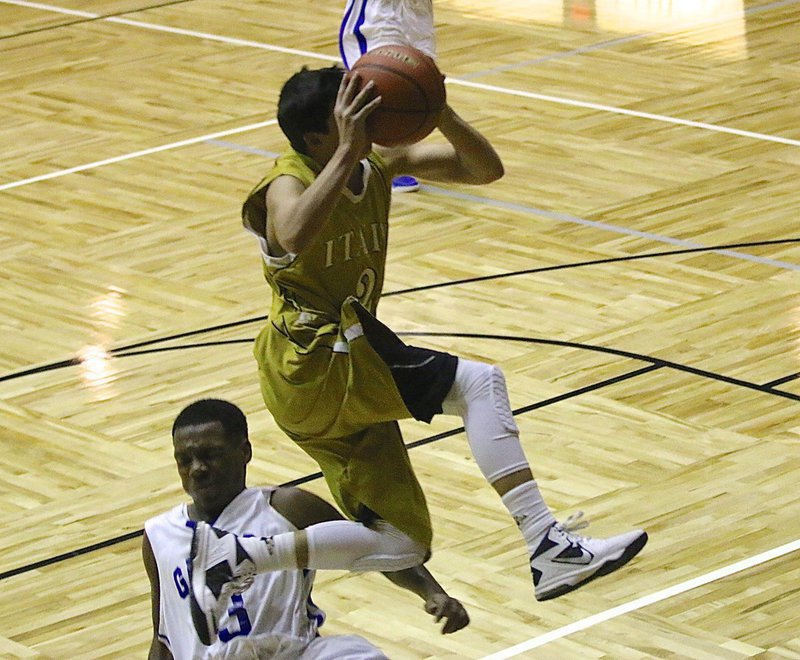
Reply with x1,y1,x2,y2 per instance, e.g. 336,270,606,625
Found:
1,0,798,657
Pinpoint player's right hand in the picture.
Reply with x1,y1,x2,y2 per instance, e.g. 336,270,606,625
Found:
334,72,382,160
424,593,470,634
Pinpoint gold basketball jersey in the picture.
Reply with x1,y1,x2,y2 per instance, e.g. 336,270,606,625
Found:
243,147,392,320
243,149,434,548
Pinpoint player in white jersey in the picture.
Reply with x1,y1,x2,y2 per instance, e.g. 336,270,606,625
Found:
339,0,435,193
339,0,435,68
143,398,468,659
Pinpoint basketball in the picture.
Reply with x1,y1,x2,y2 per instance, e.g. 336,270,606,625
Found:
350,45,446,147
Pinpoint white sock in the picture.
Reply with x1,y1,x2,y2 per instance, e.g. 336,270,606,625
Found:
501,481,557,553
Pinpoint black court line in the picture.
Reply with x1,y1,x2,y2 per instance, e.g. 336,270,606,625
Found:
404,332,800,402
2,237,798,385
0,530,143,581
0,363,660,581
1,243,797,576
114,334,800,402
0,333,795,579
388,238,800,296
0,0,198,41
763,372,800,389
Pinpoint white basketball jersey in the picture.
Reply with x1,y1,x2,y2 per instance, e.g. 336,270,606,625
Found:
144,487,324,660
339,0,436,68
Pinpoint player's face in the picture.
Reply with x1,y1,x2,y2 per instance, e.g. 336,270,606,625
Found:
305,115,340,164
172,421,250,520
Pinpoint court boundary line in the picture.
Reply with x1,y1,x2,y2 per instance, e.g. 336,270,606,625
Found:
420,185,800,271
109,334,799,401
0,0,798,194
0,120,278,191
5,331,797,401
482,537,800,658
209,139,800,271
2,237,799,384
2,347,797,658
0,363,656,580
203,138,800,271
0,0,197,40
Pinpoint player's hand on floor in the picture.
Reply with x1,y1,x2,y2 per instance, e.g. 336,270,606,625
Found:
424,593,470,634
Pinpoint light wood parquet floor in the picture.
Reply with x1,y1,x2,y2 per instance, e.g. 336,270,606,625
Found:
1,0,798,657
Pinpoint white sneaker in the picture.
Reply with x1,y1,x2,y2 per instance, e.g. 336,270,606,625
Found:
531,512,647,601
187,520,257,645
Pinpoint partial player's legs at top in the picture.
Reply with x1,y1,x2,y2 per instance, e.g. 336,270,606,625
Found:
339,0,436,193
339,0,435,68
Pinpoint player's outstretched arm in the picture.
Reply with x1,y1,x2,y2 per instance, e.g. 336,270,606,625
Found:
382,566,470,634
142,532,174,660
269,487,469,633
379,105,503,185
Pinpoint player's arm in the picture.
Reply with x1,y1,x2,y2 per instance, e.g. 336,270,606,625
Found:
266,73,381,256
378,105,503,185
381,565,469,634
142,531,174,660
271,486,469,634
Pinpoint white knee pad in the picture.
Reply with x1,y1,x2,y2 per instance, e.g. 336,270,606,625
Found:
442,360,528,483
350,520,427,572
443,360,520,437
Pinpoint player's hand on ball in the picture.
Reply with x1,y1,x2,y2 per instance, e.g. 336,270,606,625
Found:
334,72,381,160
424,593,470,634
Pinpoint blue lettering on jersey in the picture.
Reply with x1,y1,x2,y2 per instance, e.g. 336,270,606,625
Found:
173,566,189,599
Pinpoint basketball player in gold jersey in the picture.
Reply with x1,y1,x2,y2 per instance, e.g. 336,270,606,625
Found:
188,66,648,633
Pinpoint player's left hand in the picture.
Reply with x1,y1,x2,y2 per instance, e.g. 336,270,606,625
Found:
424,593,470,634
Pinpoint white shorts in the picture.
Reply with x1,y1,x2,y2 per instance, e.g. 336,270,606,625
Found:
214,633,388,659
301,634,390,660
339,0,436,68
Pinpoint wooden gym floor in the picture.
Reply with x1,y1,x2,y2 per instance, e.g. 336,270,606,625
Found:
1,0,799,657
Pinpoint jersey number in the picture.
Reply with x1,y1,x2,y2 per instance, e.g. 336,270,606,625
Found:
174,565,251,642
218,594,252,642
356,267,377,309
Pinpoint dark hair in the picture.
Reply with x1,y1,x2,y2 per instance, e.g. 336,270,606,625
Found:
278,65,344,154
172,399,248,444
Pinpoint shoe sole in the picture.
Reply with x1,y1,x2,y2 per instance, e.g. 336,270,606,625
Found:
535,531,648,602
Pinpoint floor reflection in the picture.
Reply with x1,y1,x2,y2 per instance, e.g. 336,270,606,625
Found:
440,0,748,60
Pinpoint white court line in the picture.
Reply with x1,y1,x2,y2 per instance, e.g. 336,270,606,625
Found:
2,0,93,17
452,78,800,148
483,538,800,658
105,16,340,62
2,0,799,153
202,137,800,272
2,0,339,61
2,0,798,270
0,120,277,192
423,185,800,271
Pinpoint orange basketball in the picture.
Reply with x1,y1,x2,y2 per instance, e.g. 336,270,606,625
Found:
350,45,446,147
